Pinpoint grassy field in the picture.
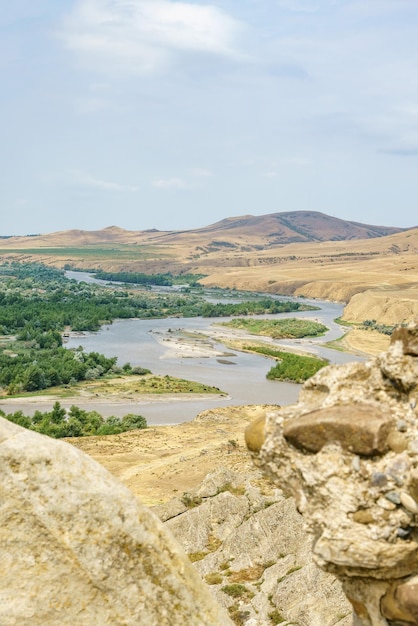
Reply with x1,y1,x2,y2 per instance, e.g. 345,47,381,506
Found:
0,373,226,401
0,245,174,260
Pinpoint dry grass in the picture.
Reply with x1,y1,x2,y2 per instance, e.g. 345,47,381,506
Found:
227,565,266,583
2,224,417,325
67,405,275,506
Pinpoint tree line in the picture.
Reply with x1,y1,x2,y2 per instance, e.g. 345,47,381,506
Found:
2,401,147,438
242,345,328,383
0,261,321,394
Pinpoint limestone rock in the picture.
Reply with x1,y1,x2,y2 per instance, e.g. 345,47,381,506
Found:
391,326,418,356
157,468,351,626
151,496,188,522
195,466,248,498
394,575,418,620
283,403,394,456
251,326,418,625
244,415,266,453
0,417,232,626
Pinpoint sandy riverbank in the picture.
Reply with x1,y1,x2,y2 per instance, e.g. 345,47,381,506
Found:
0,391,225,419
149,325,256,359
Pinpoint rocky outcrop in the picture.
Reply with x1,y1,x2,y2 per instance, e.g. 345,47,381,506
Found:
0,417,232,625
154,467,351,625
248,325,418,625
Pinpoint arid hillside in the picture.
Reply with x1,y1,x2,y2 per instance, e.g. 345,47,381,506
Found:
1,211,417,325
0,210,407,249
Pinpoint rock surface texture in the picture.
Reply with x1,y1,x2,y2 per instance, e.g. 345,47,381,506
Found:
154,467,351,626
0,417,233,625
251,325,418,625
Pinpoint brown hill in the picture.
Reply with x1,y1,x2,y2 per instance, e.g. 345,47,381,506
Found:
0,212,417,329
0,211,409,250
0,225,142,248
155,210,405,246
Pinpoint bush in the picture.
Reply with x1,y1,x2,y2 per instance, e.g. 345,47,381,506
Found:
243,345,328,383
132,366,151,375
221,584,249,598
121,414,147,430
1,402,147,438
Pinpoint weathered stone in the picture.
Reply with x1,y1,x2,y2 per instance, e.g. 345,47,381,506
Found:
152,497,188,522
283,403,394,456
377,496,396,511
165,468,351,626
352,509,375,524
409,439,418,455
387,455,411,487
397,527,413,539
379,344,418,392
400,491,418,514
244,414,266,452
385,491,401,505
387,431,408,453
371,472,388,487
395,575,418,619
397,419,408,432
253,325,418,625
0,417,232,626
391,326,418,356
381,581,417,623
195,467,247,498
407,469,418,502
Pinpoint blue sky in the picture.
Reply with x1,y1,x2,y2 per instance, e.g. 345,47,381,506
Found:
2,0,418,235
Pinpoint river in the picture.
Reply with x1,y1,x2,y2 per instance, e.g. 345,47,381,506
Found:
59,271,362,425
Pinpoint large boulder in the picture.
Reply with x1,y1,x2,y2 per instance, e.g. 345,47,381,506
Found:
248,325,418,625
0,417,232,625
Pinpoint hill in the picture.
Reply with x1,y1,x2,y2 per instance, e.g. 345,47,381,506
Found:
146,210,405,247
0,210,408,250
0,211,417,329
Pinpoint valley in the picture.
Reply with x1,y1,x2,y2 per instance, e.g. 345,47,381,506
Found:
0,210,417,507
1,211,417,327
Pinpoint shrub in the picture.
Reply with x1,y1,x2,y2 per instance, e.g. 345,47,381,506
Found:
1,402,147,438
221,584,249,598
205,573,223,585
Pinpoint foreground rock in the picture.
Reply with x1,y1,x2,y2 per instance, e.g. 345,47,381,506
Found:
250,326,418,625
0,417,232,625
154,468,351,625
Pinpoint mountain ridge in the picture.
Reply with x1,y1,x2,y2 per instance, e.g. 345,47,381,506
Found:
0,210,411,249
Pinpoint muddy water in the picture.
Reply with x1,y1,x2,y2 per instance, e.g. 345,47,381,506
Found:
60,272,362,424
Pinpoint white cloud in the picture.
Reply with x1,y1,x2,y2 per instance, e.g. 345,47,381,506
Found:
152,177,190,189
59,0,244,75
69,170,138,191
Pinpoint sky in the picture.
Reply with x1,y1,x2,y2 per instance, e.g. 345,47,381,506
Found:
1,0,418,236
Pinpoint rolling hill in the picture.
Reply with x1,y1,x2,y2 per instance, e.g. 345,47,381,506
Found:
0,211,408,250
0,211,417,330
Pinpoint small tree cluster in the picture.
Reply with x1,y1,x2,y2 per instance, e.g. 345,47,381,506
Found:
1,401,147,438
